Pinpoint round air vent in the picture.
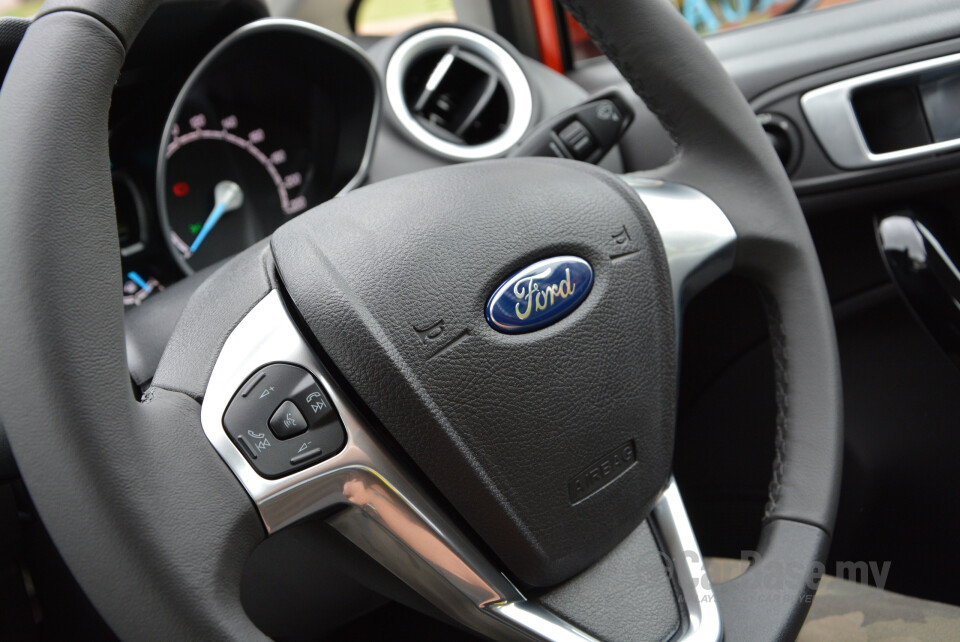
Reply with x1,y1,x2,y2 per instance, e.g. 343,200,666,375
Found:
758,112,802,175
385,27,534,160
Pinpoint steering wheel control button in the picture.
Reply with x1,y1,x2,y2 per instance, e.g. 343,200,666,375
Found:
510,89,634,164
289,447,323,466
223,363,347,478
235,435,258,460
297,384,334,427
558,120,595,160
240,371,266,397
269,400,308,439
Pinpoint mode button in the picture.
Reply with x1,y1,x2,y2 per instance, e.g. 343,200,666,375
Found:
269,400,308,439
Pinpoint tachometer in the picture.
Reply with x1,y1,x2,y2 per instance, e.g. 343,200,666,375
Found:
156,19,381,274
160,112,307,272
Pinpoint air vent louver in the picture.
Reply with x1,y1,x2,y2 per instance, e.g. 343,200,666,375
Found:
386,27,533,160
403,45,510,146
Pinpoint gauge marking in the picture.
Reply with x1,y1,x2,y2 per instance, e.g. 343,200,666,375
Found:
170,230,193,259
165,117,304,216
123,271,164,306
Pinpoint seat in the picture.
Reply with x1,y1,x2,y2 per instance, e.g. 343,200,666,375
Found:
707,558,960,641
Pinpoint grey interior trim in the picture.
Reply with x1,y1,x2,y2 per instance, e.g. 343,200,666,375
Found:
569,0,960,180
384,26,534,160
748,37,960,194
708,0,960,103
569,0,960,105
801,52,960,169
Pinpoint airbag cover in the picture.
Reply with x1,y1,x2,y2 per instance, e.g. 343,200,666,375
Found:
271,158,675,586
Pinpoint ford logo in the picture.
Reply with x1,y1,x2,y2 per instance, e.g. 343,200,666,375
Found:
486,256,593,334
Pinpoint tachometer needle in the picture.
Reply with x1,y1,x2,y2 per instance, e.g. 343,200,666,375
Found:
189,180,244,254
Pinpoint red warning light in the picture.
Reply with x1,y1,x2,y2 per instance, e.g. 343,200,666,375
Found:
172,181,190,197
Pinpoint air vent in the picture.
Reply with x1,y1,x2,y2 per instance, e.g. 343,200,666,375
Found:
386,27,534,160
758,112,802,175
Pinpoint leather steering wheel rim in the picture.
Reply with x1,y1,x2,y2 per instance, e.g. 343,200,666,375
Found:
0,1,842,640
560,2,843,635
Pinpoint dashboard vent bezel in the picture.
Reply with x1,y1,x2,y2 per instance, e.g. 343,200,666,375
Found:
385,26,534,160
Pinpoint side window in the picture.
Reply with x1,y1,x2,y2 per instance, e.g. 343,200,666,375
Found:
565,0,865,66
0,0,42,17
679,0,805,35
351,0,457,37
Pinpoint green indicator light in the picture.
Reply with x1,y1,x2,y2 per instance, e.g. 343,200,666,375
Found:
189,222,202,236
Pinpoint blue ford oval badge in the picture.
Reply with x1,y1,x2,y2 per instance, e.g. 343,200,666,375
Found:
486,256,593,334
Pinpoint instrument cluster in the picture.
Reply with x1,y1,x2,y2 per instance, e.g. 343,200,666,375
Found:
113,19,379,303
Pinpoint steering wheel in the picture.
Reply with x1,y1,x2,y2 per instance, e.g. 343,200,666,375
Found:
0,0,841,640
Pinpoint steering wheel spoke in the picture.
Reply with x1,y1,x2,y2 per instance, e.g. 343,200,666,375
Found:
202,289,719,641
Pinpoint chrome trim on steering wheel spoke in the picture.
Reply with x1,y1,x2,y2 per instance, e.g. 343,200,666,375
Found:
653,483,723,641
201,291,720,640
620,176,737,318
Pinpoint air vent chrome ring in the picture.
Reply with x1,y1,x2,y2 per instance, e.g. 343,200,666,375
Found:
385,27,534,160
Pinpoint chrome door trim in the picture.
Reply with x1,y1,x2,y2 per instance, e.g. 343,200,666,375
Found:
801,52,960,169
